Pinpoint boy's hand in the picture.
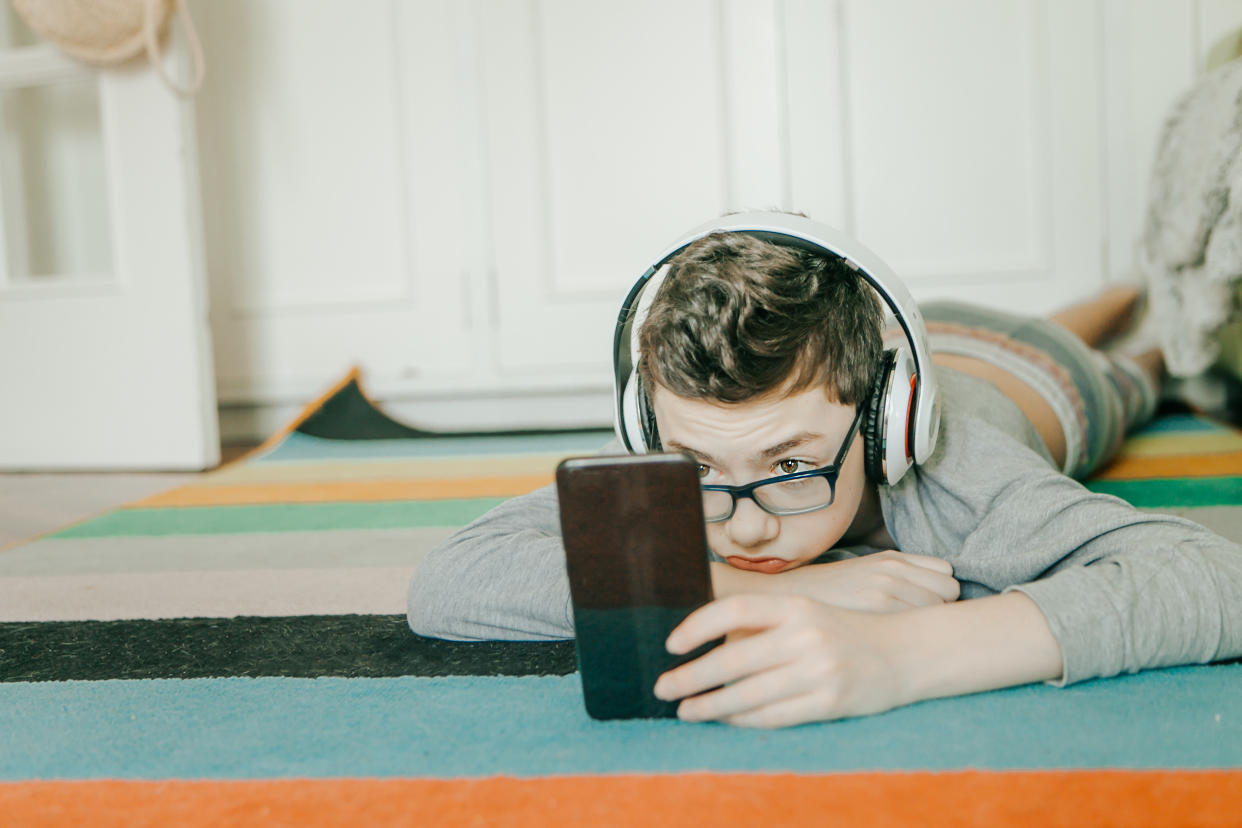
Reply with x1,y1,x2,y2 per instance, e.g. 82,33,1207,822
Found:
654,591,1064,729
653,594,912,727
710,550,959,612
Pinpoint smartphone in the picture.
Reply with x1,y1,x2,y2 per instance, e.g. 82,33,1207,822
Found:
556,453,720,719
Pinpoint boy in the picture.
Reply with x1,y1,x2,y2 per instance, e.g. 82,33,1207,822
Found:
408,214,1242,728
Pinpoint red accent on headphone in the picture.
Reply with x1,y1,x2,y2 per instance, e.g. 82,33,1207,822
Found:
904,373,917,461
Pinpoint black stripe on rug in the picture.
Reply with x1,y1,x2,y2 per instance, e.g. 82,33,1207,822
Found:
0,615,576,682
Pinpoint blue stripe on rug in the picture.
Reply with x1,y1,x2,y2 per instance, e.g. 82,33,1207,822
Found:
2,665,1239,780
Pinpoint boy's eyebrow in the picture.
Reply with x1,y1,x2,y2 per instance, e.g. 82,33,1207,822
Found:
756,433,826,463
663,440,718,466
663,432,828,468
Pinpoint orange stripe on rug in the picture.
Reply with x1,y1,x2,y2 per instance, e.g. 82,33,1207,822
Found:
1113,432,1242,457
130,475,554,507
1093,451,1242,481
3,770,1240,827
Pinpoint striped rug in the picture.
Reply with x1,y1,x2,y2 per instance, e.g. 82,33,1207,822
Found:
2,369,1240,826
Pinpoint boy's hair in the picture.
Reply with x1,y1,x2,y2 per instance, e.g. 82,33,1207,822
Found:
637,231,884,405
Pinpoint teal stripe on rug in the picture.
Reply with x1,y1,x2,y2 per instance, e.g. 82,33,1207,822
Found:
1131,414,1226,434
1085,476,1242,508
1,665,1239,780
50,499,506,539
257,430,614,463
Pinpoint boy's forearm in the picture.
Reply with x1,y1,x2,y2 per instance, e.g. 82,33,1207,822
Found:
892,591,1063,703
709,561,1063,703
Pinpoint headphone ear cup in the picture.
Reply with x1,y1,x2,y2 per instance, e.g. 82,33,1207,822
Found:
619,372,649,453
636,375,660,451
863,351,895,483
865,348,919,485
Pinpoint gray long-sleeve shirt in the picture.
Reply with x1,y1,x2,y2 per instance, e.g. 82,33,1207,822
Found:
407,368,1242,685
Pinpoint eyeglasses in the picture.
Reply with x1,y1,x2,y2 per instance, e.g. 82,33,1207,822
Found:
699,406,863,523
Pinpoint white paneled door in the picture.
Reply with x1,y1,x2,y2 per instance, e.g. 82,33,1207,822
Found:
481,0,1110,378
0,16,218,469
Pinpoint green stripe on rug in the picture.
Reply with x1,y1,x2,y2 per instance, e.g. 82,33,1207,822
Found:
51,499,507,539
1085,476,1242,508
0,615,576,682
1,530,448,576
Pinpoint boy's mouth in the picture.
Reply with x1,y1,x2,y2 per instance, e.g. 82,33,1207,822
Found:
725,556,790,574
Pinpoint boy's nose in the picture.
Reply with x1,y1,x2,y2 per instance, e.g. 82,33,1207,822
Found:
725,496,780,547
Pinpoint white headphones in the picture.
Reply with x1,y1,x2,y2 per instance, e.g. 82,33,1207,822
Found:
612,212,940,486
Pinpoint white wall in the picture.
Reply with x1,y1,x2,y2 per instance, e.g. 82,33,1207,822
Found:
188,0,1242,440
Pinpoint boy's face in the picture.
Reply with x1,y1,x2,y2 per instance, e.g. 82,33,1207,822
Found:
650,383,869,573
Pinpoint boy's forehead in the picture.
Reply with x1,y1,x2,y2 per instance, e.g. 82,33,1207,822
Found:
653,382,853,440
654,379,845,411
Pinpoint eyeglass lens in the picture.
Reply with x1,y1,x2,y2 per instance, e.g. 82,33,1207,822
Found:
701,475,834,521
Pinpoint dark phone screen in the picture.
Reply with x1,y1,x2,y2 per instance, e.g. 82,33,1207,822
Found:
556,454,720,719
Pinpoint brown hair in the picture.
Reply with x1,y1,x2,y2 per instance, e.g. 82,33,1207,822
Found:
637,231,884,405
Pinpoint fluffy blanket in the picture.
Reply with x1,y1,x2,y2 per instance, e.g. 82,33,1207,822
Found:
1140,59,1242,376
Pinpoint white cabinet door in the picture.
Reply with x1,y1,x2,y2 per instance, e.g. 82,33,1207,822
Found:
790,0,1106,311
196,0,474,412
0,19,217,469
481,0,786,378
478,0,1111,381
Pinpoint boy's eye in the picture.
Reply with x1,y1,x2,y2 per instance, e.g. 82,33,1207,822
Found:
695,463,725,484
777,459,803,474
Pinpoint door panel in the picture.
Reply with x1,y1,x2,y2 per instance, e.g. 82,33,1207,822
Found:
197,0,474,405
0,9,217,470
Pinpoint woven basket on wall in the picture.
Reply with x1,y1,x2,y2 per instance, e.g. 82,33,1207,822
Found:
10,0,203,95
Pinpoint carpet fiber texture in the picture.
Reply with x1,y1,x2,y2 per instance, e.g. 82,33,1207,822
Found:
2,368,1241,826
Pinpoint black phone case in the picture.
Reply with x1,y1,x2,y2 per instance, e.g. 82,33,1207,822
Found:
556,453,719,719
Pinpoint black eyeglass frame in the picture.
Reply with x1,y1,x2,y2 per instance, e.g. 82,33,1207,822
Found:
699,405,864,523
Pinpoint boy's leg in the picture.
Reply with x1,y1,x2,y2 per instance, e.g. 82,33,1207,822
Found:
1090,347,1161,453
1046,284,1143,348
1122,347,1165,396
919,295,1160,479
1048,287,1165,454
931,351,1070,469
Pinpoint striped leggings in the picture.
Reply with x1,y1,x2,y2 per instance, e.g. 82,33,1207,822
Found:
918,301,1158,479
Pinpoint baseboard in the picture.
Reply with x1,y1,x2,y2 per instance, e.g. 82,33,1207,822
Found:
218,386,616,443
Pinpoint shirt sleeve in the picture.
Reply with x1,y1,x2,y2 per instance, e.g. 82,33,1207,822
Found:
883,393,1242,685
406,439,627,641
406,482,575,641
1002,504,1242,686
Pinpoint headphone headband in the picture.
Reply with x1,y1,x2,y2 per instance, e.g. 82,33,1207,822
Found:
612,212,940,476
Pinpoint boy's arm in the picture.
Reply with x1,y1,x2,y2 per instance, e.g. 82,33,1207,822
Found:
938,463,1242,685
1001,518,1242,684
654,590,1061,727
709,551,961,611
407,482,575,641
659,460,1242,727
887,401,1242,688
406,490,958,640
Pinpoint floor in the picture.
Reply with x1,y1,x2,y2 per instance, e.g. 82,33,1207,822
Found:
0,445,255,551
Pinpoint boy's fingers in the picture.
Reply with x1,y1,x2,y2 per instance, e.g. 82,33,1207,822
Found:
655,627,792,702
883,578,952,609
897,552,954,575
666,595,793,654
897,565,961,602
725,691,824,729
674,661,807,722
